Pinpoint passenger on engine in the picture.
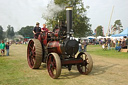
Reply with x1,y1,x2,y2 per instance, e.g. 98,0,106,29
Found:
33,22,41,39
53,24,59,32
41,24,49,32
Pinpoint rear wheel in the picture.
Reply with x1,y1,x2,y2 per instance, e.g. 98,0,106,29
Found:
27,39,42,69
47,53,61,79
77,52,93,74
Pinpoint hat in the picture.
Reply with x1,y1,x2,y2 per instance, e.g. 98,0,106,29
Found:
36,22,40,25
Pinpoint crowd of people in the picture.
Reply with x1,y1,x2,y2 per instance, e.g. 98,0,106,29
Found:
78,36,128,52
0,40,10,56
101,36,128,52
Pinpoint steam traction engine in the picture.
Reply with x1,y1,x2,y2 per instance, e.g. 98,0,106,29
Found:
27,7,93,79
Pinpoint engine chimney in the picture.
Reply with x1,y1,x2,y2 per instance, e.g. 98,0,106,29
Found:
66,6,73,38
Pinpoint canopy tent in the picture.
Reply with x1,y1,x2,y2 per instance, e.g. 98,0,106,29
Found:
111,28,128,37
87,36,95,39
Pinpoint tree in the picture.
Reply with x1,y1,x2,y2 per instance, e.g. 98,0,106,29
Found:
43,0,92,37
96,25,103,37
112,20,123,34
18,26,34,38
0,25,4,40
6,25,15,38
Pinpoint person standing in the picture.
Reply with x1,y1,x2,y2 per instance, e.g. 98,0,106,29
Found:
0,41,5,56
83,40,87,52
33,22,41,39
78,39,82,52
107,38,111,50
121,37,127,49
126,37,128,49
6,42,10,56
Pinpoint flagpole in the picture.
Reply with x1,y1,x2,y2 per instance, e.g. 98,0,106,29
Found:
106,6,114,36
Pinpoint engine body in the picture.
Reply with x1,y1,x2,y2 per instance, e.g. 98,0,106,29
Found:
47,39,79,56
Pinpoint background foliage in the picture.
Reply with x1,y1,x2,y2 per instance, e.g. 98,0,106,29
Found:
43,0,93,37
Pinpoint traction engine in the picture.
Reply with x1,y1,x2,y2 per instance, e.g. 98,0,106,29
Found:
27,6,93,79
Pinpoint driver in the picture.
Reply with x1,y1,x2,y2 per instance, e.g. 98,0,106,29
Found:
33,22,41,38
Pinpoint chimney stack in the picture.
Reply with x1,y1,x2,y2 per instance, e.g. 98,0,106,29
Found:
66,6,73,38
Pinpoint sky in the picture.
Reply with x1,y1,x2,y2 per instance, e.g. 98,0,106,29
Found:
0,0,128,35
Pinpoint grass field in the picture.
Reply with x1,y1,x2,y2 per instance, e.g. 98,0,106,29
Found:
87,45,128,59
0,44,128,85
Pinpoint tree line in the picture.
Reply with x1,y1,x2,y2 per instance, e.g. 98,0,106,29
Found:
0,25,34,41
0,25,15,41
95,19,123,37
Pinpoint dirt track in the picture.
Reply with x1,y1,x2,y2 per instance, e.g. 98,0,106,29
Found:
86,54,128,85
21,45,128,85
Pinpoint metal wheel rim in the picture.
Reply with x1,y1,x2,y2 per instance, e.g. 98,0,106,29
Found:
27,40,36,68
77,53,89,74
47,55,57,78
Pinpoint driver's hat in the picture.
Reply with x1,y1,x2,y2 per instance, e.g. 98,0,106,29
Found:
36,22,40,25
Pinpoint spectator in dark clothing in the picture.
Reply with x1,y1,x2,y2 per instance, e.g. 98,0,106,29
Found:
116,40,122,51
33,22,41,39
118,38,127,52
115,39,118,47
6,42,10,56
83,40,87,52
53,24,58,32
78,39,82,52
107,38,111,50
126,37,128,49
121,38,127,49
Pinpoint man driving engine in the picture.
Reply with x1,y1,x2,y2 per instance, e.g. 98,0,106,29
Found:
33,22,41,38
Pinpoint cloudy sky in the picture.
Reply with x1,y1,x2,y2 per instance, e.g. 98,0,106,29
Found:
0,0,128,35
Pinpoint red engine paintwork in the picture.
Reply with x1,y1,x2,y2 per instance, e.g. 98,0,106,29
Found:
43,33,48,46
37,32,52,46
54,28,60,37
38,34,42,42
47,41,62,54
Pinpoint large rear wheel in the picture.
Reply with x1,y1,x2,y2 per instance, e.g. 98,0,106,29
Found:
47,53,61,79
77,52,93,75
27,39,42,69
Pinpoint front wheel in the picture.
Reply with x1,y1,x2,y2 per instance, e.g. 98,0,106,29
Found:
47,53,61,79
77,52,93,75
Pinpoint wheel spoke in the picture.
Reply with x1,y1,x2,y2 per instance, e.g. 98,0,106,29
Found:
30,58,34,65
29,44,33,50
85,66,87,72
33,45,35,51
52,59,56,69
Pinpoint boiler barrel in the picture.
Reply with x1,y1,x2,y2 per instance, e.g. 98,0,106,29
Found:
47,41,63,54
47,40,79,56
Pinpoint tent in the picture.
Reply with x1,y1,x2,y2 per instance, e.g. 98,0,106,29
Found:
111,28,128,37
87,36,95,39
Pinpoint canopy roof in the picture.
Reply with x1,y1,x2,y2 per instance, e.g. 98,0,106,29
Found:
111,28,128,37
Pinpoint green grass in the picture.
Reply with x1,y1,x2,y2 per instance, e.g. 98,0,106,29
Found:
87,45,128,59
